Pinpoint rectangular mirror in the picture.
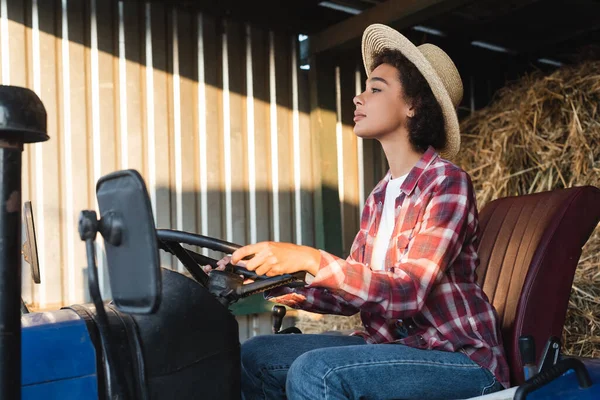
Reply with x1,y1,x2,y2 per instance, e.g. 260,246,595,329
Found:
96,169,161,314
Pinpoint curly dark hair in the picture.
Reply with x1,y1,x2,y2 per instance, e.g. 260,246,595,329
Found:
371,48,446,153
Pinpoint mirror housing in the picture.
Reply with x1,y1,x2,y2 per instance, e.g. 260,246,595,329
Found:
96,169,161,314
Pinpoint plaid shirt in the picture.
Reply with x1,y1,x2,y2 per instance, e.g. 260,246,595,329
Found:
267,146,510,389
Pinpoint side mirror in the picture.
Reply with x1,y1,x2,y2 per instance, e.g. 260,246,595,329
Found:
23,200,41,284
95,169,161,314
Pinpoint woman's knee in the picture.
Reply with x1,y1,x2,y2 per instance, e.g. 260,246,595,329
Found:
286,350,328,398
240,335,273,372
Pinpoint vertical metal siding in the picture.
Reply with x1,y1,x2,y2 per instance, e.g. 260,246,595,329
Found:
0,0,326,310
3,0,371,317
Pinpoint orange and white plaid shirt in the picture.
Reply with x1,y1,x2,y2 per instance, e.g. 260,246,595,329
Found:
267,146,510,388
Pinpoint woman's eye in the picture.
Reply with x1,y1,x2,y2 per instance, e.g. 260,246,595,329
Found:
371,88,381,93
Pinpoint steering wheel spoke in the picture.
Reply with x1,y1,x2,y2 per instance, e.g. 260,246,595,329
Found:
159,240,210,287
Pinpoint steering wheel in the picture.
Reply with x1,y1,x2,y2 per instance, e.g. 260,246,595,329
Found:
156,229,306,307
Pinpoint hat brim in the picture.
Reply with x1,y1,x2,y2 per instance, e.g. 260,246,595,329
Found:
361,24,460,160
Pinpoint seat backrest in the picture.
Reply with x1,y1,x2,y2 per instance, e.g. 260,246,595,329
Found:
476,186,600,386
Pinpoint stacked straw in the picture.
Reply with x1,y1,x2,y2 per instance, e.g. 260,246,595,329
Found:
298,60,600,358
456,61,600,357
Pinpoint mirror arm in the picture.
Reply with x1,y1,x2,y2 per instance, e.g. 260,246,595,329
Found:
79,210,127,399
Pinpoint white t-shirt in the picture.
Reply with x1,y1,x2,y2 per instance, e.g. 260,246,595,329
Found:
370,173,408,271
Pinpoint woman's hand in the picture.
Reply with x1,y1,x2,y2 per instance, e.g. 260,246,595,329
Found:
201,256,254,284
231,242,321,277
201,255,231,275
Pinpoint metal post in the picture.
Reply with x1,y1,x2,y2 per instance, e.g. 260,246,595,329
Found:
0,140,23,400
0,85,48,400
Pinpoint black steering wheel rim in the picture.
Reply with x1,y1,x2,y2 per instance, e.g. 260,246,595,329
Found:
157,229,242,254
157,229,255,279
155,229,306,305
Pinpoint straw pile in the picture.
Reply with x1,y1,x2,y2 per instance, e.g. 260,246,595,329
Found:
298,60,600,357
456,60,600,357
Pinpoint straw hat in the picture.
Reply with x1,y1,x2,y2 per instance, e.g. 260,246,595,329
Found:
361,24,463,160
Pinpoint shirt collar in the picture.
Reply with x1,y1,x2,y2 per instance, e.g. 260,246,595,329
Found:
374,146,439,198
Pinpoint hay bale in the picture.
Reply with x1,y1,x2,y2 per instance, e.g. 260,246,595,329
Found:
456,60,600,357
295,310,363,334
299,61,600,356
456,61,600,204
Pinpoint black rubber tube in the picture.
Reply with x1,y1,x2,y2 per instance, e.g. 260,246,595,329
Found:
514,357,592,400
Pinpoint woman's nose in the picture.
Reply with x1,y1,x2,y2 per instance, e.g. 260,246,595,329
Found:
353,93,363,106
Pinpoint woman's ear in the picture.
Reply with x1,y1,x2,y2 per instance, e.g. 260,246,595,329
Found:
407,105,415,118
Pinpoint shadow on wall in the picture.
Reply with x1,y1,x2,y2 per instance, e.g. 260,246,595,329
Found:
152,187,361,266
12,0,394,308
8,0,306,110
57,186,359,303
149,186,362,339
91,185,360,328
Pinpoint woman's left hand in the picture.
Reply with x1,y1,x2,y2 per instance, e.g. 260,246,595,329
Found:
231,242,321,277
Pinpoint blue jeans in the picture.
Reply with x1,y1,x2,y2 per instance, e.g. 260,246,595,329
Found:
241,334,504,399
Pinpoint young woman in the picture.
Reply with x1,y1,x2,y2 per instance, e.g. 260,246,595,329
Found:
210,23,509,399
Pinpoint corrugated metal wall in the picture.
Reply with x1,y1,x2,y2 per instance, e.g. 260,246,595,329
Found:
2,0,327,310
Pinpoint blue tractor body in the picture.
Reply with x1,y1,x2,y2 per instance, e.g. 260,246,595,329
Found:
21,310,97,399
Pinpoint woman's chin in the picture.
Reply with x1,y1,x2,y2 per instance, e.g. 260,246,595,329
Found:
353,126,373,138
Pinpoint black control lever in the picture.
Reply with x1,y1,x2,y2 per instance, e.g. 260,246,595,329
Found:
271,305,302,334
538,336,561,374
519,335,537,381
272,305,286,333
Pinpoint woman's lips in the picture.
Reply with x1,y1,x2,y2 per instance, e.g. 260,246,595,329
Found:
354,113,366,122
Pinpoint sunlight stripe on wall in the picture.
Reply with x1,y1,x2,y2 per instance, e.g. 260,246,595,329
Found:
0,0,9,84
246,24,257,245
197,14,209,254
89,0,107,296
61,0,76,303
118,1,128,169
172,10,183,271
145,2,156,218
222,25,233,242
31,0,46,307
335,66,345,242
269,31,280,242
291,37,302,245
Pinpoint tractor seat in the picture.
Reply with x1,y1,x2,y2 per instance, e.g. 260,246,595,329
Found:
476,185,600,386
67,268,241,399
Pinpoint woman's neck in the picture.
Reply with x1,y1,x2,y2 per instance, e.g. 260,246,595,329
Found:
379,132,423,179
